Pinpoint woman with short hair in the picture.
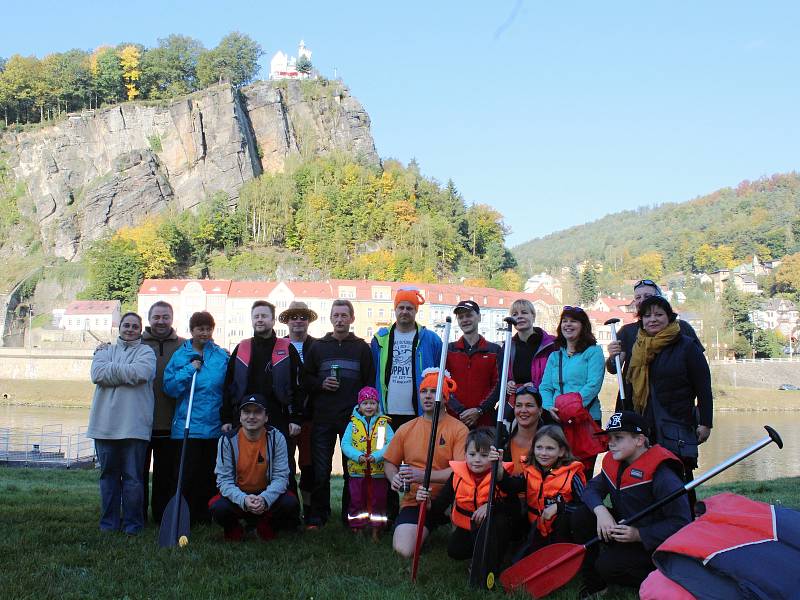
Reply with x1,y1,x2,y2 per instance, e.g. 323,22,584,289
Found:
628,296,712,503
87,312,156,534
163,310,229,523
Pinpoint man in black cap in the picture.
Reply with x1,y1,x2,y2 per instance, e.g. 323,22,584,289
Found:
573,411,691,598
445,300,501,428
209,393,300,542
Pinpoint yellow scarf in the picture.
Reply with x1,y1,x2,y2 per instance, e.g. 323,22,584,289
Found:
626,320,681,414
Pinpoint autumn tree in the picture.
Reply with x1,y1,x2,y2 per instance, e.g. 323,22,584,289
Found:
118,45,142,101
116,218,177,277
92,47,123,105
773,252,800,297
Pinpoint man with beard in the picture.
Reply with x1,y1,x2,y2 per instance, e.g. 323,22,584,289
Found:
223,300,302,494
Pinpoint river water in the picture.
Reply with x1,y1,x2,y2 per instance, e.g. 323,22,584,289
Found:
1,404,798,484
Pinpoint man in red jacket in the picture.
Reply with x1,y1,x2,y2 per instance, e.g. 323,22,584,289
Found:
446,301,501,428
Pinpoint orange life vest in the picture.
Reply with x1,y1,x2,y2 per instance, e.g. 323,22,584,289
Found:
449,460,513,530
523,460,585,537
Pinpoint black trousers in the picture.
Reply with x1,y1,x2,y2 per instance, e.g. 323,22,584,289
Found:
209,493,299,531
572,504,655,589
142,431,175,523
447,508,512,570
269,415,299,496
173,438,218,525
309,418,350,525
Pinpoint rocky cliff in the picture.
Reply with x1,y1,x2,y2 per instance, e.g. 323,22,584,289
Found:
1,79,379,260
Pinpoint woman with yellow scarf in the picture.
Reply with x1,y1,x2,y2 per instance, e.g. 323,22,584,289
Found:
626,296,712,506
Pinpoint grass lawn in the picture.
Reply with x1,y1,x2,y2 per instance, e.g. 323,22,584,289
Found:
1,470,798,600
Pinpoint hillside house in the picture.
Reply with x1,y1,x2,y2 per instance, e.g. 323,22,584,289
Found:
61,301,121,332
751,299,799,337
269,40,314,80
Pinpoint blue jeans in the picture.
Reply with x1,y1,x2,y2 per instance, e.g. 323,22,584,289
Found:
95,439,148,534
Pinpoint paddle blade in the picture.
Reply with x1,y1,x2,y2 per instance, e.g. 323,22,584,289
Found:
469,517,503,589
499,542,585,597
410,503,428,582
158,493,190,548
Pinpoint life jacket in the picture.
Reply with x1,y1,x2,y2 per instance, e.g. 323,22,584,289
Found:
228,337,293,413
600,445,684,523
347,414,391,477
649,493,800,600
449,460,513,531
523,461,585,537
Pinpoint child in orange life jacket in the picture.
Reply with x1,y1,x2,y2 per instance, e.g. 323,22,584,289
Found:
416,427,515,562
490,424,586,561
573,411,691,598
341,386,394,539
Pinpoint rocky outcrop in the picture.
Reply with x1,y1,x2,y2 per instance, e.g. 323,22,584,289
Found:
1,79,379,260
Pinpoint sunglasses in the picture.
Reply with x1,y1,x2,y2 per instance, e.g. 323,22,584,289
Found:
562,305,585,313
633,279,657,290
287,314,309,321
515,383,540,397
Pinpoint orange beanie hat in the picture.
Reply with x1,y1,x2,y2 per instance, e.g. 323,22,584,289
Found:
394,287,426,308
419,368,457,401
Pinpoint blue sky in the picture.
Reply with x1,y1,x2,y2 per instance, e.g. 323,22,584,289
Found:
2,1,798,247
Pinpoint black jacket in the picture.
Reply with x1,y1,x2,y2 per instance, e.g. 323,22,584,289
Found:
302,333,375,424
611,319,702,408
641,334,713,429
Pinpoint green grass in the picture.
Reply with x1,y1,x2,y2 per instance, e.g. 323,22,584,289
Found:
2,469,798,600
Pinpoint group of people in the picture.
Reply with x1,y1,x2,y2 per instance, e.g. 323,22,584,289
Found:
86,278,713,597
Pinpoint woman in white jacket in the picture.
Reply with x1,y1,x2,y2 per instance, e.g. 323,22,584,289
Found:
87,312,156,534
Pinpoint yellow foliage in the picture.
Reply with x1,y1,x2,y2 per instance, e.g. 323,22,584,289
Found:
117,218,175,278
498,269,523,292
118,45,141,101
379,172,395,196
463,278,488,287
89,46,112,78
402,268,437,283
391,200,417,227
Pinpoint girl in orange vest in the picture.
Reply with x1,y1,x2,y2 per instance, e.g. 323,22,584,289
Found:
416,428,515,562
492,424,586,560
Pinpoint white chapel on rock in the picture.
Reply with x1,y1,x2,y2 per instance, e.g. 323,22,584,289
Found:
269,40,314,80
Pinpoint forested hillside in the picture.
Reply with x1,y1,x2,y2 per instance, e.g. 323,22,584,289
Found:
514,173,800,278
82,155,517,304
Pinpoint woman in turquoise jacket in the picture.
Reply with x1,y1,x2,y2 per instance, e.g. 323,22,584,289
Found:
539,306,605,474
163,311,229,523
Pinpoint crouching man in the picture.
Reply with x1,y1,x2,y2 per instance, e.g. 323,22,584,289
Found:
209,393,300,541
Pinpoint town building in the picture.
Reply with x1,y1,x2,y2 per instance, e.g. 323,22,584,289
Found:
137,278,561,351
524,272,563,302
750,298,800,338
60,300,121,332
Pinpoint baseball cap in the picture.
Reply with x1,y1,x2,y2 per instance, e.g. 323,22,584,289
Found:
453,300,480,315
239,393,268,411
596,411,650,437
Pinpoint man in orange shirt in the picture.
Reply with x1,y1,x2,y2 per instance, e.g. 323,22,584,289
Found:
383,369,469,557
209,394,300,541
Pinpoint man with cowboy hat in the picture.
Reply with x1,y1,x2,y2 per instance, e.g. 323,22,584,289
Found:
278,300,318,523
223,300,303,495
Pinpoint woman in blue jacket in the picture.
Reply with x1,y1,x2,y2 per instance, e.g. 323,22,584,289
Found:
540,306,605,476
164,311,229,524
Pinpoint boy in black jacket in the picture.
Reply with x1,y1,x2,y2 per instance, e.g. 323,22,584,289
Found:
574,411,690,598
301,299,375,528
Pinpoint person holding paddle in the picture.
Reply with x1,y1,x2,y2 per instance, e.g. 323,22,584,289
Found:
493,425,585,561
415,428,515,563
383,368,468,558
163,311,229,524
573,411,690,598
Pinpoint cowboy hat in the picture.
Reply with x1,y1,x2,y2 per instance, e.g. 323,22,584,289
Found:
278,301,318,324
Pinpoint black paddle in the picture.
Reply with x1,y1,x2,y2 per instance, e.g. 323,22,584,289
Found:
158,369,198,548
469,316,516,589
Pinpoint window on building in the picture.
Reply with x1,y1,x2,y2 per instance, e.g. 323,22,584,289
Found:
367,308,373,318
372,286,391,300
339,286,356,299
378,309,385,318
366,327,373,338
499,298,504,305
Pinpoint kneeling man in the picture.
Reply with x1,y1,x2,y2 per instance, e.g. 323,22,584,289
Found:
210,393,300,541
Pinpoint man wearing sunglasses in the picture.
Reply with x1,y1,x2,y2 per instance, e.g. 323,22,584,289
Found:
278,301,319,523
607,279,703,408
222,300,303,495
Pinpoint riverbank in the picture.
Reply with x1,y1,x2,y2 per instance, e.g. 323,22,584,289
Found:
1,469,797,600
3,378,800,411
